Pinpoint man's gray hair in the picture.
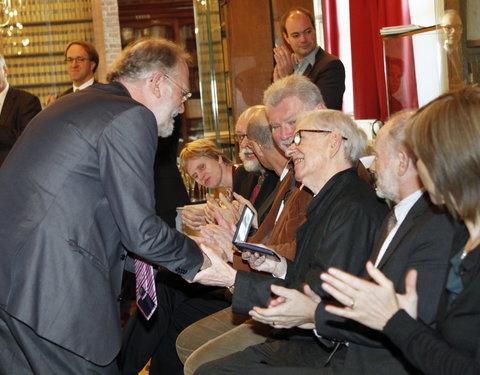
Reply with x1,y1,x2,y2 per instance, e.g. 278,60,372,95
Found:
246,106,275,149
263,75,324,111
0,55,6,69
386,109,416,151
107,38,190,82
296,109,367,163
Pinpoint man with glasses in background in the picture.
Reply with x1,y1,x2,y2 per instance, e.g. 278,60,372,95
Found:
46,40,99,105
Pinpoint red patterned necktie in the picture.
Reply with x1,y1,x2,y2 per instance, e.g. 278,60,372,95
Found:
249,174,264,204
134,257,157,320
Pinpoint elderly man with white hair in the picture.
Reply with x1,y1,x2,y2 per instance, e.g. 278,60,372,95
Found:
194,109,388,374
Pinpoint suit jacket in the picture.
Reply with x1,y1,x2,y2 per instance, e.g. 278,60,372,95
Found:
233,169,311,272
384,243,480,375
154,119,190,228
0,86,41,165
303,47,345,110
0,82,203,365
232,166,280,271
313,193,463,374
232,168,388,315
233,166,279,222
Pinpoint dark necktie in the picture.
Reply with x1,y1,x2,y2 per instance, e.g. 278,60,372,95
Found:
134,257,157,320
370,210,397,263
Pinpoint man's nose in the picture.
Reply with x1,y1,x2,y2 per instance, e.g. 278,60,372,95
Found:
285,143,296,158
280,124,294,140
240,136,249,149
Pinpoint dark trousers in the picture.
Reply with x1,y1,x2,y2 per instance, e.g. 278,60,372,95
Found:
195,336,343,375
118,270,231,375
0,308,119,374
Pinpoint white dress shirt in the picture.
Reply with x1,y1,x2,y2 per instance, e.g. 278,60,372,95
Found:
374,189,423,267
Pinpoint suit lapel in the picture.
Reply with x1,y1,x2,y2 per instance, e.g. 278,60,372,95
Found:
377,194,429,269
0,87,16,126
303,48,323,79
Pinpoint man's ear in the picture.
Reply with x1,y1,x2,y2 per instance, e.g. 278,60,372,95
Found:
149,72,164,98
397,149,410,177
315,103,327,110
328,132,343,158
89,61,97,75
283,32,290,46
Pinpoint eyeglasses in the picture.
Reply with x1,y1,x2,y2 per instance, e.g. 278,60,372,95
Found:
293,129,348,146
65,57,90,64
164,73,192,103
234,134,247,143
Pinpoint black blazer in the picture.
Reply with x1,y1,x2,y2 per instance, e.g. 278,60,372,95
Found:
303,47,345,110
0,86,41,165
233,166,280,226
314,193,463,374
232,168,387,315
384,241,480,375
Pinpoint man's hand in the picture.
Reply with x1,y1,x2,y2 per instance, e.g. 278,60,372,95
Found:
273,45,294,81
232,192,258,228
193,244,237,288
182,205,207,231
241,248,287,277
199,223,235,263
320,262,418,331
249,284,320,329
45,94,57,107
205,193,240,225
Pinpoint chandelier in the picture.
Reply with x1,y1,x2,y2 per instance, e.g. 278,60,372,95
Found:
1,0,29,54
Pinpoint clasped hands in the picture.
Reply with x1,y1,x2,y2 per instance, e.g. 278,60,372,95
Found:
320,261,419,331
273,45,294,81
248,261,420,332
183,192,256,232
249,283,321,330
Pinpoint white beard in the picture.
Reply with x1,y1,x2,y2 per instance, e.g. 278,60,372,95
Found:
157,108,179,138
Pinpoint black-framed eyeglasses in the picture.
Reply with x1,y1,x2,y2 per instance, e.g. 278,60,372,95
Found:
293,129,348,146
65,57,90,64
234,134,247,143
164,73,192,103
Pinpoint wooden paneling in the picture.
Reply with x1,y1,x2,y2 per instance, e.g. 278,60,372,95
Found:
224,0,274,122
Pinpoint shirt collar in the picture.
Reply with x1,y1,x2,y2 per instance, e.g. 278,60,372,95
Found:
73,77,94,92
294,46,319,73
0,82,10,111
393,189,423,223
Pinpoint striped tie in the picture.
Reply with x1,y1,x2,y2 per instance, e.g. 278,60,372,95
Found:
134,258,157,320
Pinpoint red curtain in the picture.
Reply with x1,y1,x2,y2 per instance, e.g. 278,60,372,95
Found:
349,0,418,120
322,0,340,57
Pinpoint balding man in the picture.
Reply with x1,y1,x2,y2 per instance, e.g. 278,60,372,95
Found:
273,7,345,110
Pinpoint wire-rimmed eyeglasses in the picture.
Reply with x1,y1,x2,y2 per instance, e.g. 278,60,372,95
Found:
65,57,90,64
164,73,192,103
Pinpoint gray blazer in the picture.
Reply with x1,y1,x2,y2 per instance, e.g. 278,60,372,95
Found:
0,82,203,365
